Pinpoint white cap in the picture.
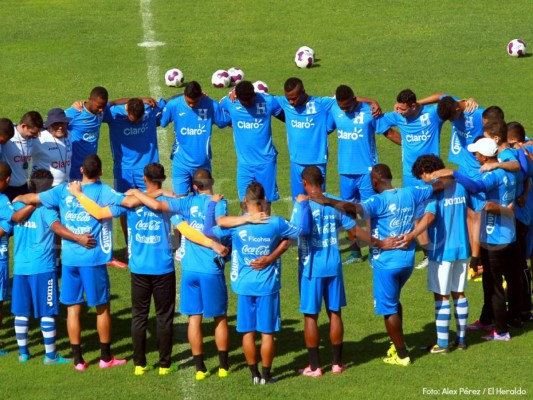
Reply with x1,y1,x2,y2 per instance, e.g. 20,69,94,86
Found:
467,138,498,157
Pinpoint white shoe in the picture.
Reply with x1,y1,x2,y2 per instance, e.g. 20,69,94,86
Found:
415,256,429,269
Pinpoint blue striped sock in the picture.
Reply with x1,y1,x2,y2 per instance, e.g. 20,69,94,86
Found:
15,316,30,356
454,298,469,344
40,317,56,359
435,300,451,348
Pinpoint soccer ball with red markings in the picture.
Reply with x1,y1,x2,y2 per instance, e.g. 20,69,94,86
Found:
228,67,245,86
507,39,527,57
295,49,314,68
253,81,269,94
164,68,185,87
297,46,315,58
211,70,231,88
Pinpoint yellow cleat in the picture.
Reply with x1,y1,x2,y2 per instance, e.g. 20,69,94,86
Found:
218,368,231,378
383,354,411,366
195,370,211,381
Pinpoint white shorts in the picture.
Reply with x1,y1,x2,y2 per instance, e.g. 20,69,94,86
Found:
427,259,468,296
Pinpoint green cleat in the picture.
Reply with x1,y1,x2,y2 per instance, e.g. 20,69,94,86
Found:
383,354,411,366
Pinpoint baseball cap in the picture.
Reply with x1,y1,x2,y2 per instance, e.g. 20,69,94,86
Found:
467,138,498,157
43,108,72,129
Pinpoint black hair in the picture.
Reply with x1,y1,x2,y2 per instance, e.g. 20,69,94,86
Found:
507,121,526,142
484,119,507,142
29,169,53,193
372,164,393,180
245,181,265,204
193,168,214,190
127,98,145,122
184,81,202,99
82,154,102,179
437,96,458,121
0,162,12,180
89,86,109,102
411,155,446,179
301,165,324,186
143,163,166,187
0,118,14,139
396,89,417,105
284,77,303,92
482,106,504,122
20,111,43,129
235,81,255,102
335,85,355,102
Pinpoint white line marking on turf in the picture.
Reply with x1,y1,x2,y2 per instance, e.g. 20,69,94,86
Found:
139,0,171,163
139,1,191,396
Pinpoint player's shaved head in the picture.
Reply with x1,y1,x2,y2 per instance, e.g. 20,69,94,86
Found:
89,86,109,102
372,164,393,181
302,165,324,187
335,85,355,102
81,154,102,179
193,168,214,190
0,161,12,181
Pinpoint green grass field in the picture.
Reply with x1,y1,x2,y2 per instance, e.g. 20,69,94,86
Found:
0,1,532,399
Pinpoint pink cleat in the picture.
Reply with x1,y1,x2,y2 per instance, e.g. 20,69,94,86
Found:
332,364,346,375
74,362,89,371
99,357,127,369
298,365,323,377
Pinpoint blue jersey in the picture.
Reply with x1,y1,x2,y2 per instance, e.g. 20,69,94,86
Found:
110,195,174,275
424,182,484,262
12,203,58,275
66,104,109,179
168,194,228,275
362,186,433,269
160,95,227,168
380,105,443,180
328,102,389,175
497,147,530,225
219,94,281,165
213,215,301,296
480,169,516,245
276,95,335,164
39,181,125,267
104,102,162,169
0,194,14,264
293,195,355,278
447,107,485,174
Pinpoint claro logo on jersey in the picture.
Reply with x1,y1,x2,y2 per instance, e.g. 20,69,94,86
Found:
52,160,71,169
82,132,98,142
180,125,206,135
14,155,31,164
237,119,264,130
124,123,148,136
291,118,315,129
100,220,112,254
405,130,431,143
338,128,363,140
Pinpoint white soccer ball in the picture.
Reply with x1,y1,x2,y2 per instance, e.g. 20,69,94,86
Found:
297,46,315,57
507,39,527,57
164,68,185,87
253,80,269,94
228,67,245,86
211,70,231,88
294,49,314,68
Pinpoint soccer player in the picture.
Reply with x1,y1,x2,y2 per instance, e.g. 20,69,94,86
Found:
406,155,484,352
103,97,163,243
437,95,486,279
160,81,227,196
0,161,43,355
219,80,285,214
328,84,400,263
11,169,96,365
66,87,110,180
1,111,43,201
434,138,517,341
205,181,303,384
292,166,367,376
275,78,381,199
31,108,73,187
15,154,139,370
310,164,446,366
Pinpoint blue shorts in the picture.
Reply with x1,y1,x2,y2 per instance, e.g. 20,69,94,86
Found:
290,162,326,200
11,272,59,318
60,265,110,307
172,160,211,196
299,274,346,314
340,173,375,202
0,262,8,302
179,269,227,318
236,161,280,202
237,292,280,334
114,167,146,192
373,266,413,315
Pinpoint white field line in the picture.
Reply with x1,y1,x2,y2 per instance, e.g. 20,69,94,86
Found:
139,2,192,397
